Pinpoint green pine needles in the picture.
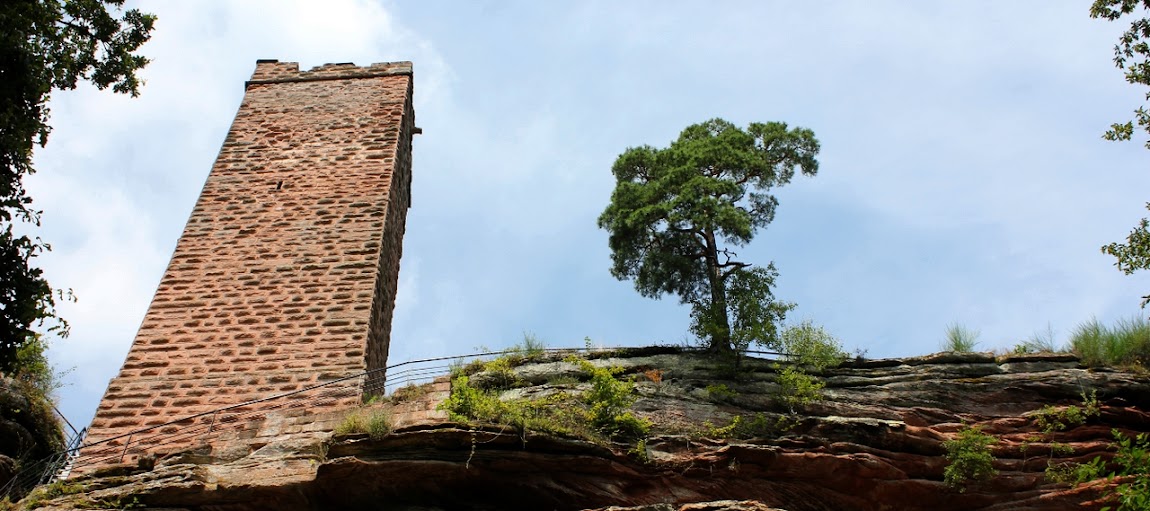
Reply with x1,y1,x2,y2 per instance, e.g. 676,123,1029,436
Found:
598,118,819,353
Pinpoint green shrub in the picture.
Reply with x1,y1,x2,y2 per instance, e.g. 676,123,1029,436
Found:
775,365,825,413
441,357,650,443
705,383,738,401
943,424,998,491
335,408,392,440
577,360,650,440
476,356,522,390
1034,390,1101,434
772,321,843,413
942,324,980,353
1070,316,1150,368
1075,430,1150,511
704,413,775,440
780,320,848,370
439,375,500,422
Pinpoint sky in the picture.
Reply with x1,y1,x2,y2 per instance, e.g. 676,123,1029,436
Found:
22,1,1150,431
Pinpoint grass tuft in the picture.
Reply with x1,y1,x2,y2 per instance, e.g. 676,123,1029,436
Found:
335,408,392,440
1069,316,1150,368
942,324,980,353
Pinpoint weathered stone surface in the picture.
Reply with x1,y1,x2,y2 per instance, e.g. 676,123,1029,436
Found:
25,352,1150,511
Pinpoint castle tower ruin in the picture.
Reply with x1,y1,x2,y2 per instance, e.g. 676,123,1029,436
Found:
78,60,415,467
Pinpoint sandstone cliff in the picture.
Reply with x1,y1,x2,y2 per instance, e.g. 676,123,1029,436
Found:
0,376,65,500
14,349,1150,511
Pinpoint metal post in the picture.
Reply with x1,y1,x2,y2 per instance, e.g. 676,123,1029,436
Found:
119,435,132,463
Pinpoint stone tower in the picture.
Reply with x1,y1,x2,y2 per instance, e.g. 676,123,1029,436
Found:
78,60,415,467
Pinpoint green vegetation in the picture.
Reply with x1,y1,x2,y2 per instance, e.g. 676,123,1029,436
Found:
703,413,775,440
774,366,825,413
1,0,155,376
1034,391,1101,434
1014,324,1064,354
941,324,980,353
1029,391,1102,482
448,334,552,389
704,383,737,401
773,321,846,413
598,118,819,353
389,382,430,404
439,354,649,444
18,479,85,509
781,320,848,369
1069,316,1150,368
335,408,392,440
943,424,998,491
578,359,650,440
1075,430,1150,511
1091,0,1150,311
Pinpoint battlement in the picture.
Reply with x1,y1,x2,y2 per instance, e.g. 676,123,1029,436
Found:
248,60,413,86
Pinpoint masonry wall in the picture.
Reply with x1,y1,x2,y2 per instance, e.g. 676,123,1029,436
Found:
78,60,415,468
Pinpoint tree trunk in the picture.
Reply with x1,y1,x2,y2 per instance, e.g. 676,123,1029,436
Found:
702,229,732,353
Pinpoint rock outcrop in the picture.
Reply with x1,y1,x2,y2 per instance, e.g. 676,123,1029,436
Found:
17,350,1150,511
0,376,65,500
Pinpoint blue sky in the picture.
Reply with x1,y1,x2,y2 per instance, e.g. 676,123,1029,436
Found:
24,1,1150,431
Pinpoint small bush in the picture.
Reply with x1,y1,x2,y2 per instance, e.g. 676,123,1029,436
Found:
705,383,737,401
577,360,650,440
781,320,848,370
440,362,648,443
942,324,980,353
943,424,998,491
775,365,825,413
473,356,522,390
704,413,775,440
440,375,498,422
1075,430,1150,511
771,321,843,414
335,409,392,440
1034,390,1101,434
1070,316,1150,368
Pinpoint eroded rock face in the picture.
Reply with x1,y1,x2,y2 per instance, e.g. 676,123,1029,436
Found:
23,351,1150,511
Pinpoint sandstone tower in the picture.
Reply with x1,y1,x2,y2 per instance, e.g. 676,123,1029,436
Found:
78,60,415,467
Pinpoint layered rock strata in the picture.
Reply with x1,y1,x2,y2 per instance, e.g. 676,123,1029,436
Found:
26,350,1150,511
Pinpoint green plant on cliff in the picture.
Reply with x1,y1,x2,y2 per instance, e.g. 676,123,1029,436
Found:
574,359,650,441
941,324,980,353
440,357,649,443
703,413,775,440
334,408,392,440
1034,390,1101,434
598,118,819,353
0,0,155,375
943,424,998,491
772,321,845,413
1069,316,1150,369
1073,430,1150,511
